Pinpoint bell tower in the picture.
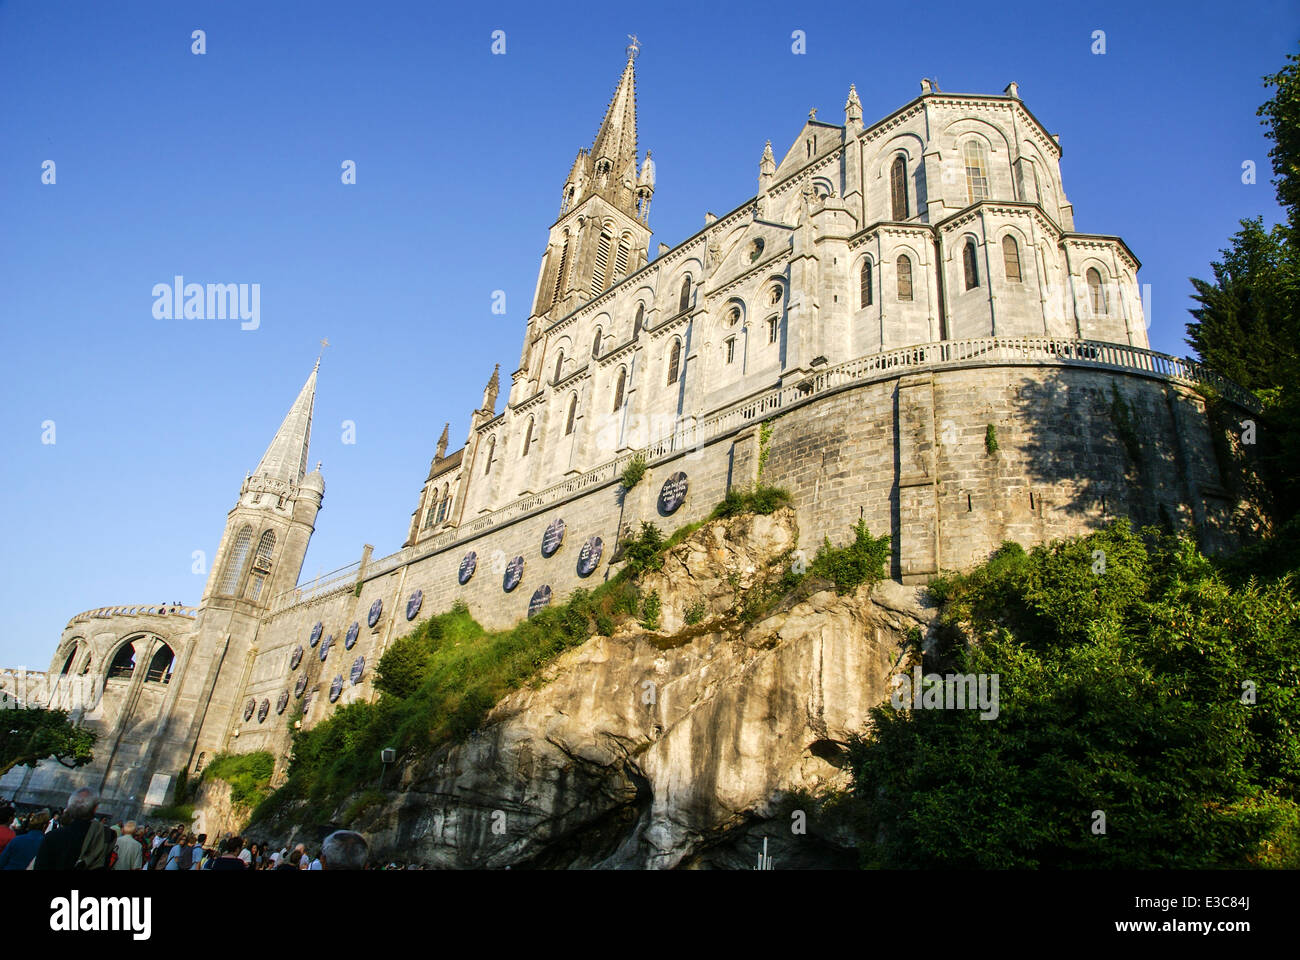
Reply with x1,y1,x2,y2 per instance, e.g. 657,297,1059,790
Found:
515,40,655,403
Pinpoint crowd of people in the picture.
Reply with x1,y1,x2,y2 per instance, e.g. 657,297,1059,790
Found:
0,788,370,871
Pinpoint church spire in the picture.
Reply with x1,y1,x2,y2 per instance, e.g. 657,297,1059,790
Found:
252,362,316,485
591,44,639,177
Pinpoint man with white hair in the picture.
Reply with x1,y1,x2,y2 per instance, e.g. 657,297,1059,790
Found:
113,819,143,871
34,787,112,870
319,830,368,870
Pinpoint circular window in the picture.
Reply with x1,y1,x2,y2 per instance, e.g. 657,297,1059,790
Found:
749,238,765,262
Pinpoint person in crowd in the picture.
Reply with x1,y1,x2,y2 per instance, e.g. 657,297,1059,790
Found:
209,835,247,870
0,804,16,855
319,830,368,871
34,787,112,870
276,848,302,871
113,819,143,871
191,833,208,869
0,809,49,870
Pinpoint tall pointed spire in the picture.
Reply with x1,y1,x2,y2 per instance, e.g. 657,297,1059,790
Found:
253,362,316,485
591,46,639,174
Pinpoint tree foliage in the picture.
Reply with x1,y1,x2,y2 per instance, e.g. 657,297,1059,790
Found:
0,707,96,779
848,520,1300,868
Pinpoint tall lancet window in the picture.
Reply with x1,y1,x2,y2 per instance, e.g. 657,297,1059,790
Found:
634,303,645,336
667,339,681,385
218,525,253,595
613,367,627,411
553,349,564,384
483,436,496,475
896,255,913,301
592,327,602,359
963,240,980,289
437,483,451,521
1086,267,1107,315
246,529,277,602
592,232,612,295
963,140,990,204
552,232,569,308
521,417,534,457
890,156,909,220
565,394,578,435
679,277,691,313
860,260,873,308
1003,235,1022,282
614,238,630,278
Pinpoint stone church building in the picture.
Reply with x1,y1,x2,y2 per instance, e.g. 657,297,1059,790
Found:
0,46,1257,818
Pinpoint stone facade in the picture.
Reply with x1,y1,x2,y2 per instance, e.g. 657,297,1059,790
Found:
1,53,1258,820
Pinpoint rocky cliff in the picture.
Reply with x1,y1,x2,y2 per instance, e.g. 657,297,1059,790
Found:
272,508,934,868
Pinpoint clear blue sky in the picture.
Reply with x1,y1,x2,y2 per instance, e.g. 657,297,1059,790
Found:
0,1,1294,668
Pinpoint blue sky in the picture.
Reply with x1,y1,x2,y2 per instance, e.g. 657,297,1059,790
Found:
0,1,1294,667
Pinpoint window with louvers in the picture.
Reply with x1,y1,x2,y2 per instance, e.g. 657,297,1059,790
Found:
592,233,611,295
614,240,630,279
552,235,569,307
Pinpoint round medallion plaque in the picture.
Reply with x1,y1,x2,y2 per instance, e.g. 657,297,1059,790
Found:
294,675,307,697
658,472,689,515
344,622,359,650
406,589,423,620
577,536,603,578
290,645,303,670
541,518,566,557
320,635,333,661
459,551,478,585
528,585,553,618
367,598,383,628
276,690,290,714
243,698,256,721
329,675,344,703
503,555,525,592
350,655,365,685
309,621,323,647
257,699,270,723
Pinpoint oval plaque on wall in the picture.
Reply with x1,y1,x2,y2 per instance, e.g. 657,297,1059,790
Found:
367,598,383,628
577,536,603,578
276,690,289,714
243,698,256,721
503,555,525,592
329,675,343,703
294,675,307,697
350,655,365,685
344,622,359,650
290,645,303,671
257,699,270,723
659,472,688,515
309,621,323,647
406,589,423,620
528,585,553,618
541,518,566,557
302,692,313,715
320,635,334,661
459,551,477,585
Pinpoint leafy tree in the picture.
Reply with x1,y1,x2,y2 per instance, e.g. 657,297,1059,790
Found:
0,707,96,779
847,521,1300,869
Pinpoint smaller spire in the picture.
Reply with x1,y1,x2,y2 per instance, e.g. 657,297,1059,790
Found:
482,364,501,414
845,84,862,126
436,422,450,460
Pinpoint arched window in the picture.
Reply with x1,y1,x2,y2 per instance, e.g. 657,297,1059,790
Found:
551,232,569,307
553,349,564,383
667,340,681,385
767,316,779,343
890,156,908,220
679,277,691,313
483,436,496,475
1003,235,1022,282
218,525,253,595
963,140,990,204
768,286,782,306
60,644,79,675
860,260,873,308
423,500,437,529
963,240,980,289
246,529,277,602
634,303,645,336
145,644,175,684
565,394,578,435
613,367,627,411
521,417,534,457
591,327,602,359
1086,268,1107,314
591,232,612,295
108,642,136,680
437,483,451,521
896,255,913,301
614,237,630,278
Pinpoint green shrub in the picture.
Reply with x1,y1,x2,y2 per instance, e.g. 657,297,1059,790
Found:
621,521,665,575
683,600,707,626
710,485,792,519
810,519,891,594
985,423,999,455
202,751,275,809
620,453,647,489
641,591,662,630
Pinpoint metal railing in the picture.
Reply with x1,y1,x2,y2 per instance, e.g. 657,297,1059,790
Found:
268,337,1258,616
65,604,199,629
